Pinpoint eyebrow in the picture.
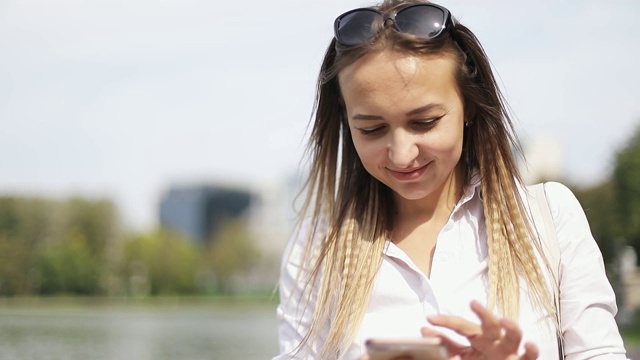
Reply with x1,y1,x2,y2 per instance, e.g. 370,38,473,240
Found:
352,104,444,120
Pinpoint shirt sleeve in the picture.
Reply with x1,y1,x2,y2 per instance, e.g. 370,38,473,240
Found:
272,220,323,360
545,182,629,360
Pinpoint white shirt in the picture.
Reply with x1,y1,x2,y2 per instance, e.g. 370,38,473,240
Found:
273,179,628,359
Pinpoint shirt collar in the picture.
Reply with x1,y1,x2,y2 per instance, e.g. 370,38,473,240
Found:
455,171,482,211
384,171,482,247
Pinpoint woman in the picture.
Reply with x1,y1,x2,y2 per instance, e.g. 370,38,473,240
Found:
273,0,628,359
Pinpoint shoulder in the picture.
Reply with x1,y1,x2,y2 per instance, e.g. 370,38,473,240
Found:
540,181,580,207
531,185,627,357
545,182,593,229
531,182,601,261
523,181,595,253
526,181,585,222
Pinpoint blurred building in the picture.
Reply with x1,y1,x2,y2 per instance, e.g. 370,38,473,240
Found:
159,184,253,243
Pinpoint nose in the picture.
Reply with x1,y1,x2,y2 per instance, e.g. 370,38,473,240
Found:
388,129,419,168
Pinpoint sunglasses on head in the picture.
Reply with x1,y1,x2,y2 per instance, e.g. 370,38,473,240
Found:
334,3,454,46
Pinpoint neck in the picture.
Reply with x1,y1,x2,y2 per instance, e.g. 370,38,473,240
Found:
393,168,464,220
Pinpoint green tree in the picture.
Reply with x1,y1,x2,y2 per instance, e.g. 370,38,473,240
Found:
207,219,261,293
61,198,119,259
121,229,203,295
34,197,120,295
0,196,121,296
0,197,55,295
612,122,640,260
35,231,102,295
571,181,622,265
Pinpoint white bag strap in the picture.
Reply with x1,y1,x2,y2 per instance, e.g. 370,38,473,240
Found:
530,184,561,283
528,183,564,359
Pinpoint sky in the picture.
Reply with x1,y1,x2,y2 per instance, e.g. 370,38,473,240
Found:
1,0,639,231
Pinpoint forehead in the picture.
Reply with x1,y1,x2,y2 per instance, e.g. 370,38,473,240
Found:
338,50,459,103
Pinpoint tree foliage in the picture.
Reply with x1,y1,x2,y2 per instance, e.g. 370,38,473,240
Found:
120,229,203,295
571,181,622,265
613,122,640,257
0,197,55,295
0,196,119,296
61,198,119,259
207,219,261,293
36,231,102,295
0,195,268,296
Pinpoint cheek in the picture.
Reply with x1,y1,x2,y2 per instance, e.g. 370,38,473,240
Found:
351,137,386,170
353,140,380,163
419,127,465,159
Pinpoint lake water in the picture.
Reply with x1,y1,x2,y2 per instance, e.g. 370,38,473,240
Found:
0,299,279,360
2,299,637,360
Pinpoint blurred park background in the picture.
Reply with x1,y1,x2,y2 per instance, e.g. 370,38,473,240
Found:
1,0,640,358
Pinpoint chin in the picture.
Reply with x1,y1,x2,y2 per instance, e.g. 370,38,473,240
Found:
390,187,432,201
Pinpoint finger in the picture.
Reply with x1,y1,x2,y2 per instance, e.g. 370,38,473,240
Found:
427,314,481,339
420,326,442,337
521,342,539,360
420,327,466,356
470,300,502,340
499,318,523,353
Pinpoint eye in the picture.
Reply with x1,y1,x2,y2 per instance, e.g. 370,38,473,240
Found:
412,116,442,130
357,126,385,136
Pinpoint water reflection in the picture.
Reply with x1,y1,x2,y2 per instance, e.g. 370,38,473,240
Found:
0,302,279,360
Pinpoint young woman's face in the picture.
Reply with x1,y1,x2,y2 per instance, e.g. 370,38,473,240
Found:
339,50,465,203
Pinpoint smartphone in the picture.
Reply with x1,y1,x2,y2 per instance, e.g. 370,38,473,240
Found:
365,337,448,360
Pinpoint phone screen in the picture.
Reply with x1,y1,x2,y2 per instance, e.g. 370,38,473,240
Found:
365,337,448,360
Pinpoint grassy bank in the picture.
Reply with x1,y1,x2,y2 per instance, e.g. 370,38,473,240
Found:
0,293,279,310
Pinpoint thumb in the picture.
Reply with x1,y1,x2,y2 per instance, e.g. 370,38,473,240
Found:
420,327,467,357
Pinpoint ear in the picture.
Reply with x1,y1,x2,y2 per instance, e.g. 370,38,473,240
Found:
463,98,476,126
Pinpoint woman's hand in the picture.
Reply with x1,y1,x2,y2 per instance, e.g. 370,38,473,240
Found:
422,300,539,360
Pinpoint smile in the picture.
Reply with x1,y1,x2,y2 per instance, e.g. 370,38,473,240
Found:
387,162,430,181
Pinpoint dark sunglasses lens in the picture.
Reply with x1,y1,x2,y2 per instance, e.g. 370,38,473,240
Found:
336,10,380,46
396,6,446,39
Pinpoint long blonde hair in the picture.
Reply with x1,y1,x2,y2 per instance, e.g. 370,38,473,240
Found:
289,0,556,357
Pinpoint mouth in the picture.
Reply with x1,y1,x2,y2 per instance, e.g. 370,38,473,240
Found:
387,162,430,181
